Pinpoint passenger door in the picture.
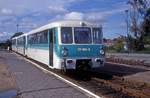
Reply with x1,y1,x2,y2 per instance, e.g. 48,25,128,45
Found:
49,29,53,66
23,36,26,55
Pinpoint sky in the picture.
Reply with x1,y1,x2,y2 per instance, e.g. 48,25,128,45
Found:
0,0,129,41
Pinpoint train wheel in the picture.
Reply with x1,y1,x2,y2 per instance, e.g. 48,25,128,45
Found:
62,64,68,74
76,64,91,80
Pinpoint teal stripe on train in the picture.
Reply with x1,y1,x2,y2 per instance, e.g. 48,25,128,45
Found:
55,45,104,58
27,44,49,50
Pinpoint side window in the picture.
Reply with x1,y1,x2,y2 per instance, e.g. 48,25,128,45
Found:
28,34,36,45
42,31,48,44
17,39,19,45
49,28,58,44
28,31,48,45
12,39,16,45
28,35,32,44
61,27,73,44
34,34,37,44
31,33,37,44
18,38,20,45
53,28,56,44
49,28,57,44
37,31,48,44
37,32,41,44
93,28,102,44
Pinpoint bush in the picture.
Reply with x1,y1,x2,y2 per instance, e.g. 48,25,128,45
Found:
113,40,124,52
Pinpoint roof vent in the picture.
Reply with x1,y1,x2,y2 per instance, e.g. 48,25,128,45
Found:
80,22,86,26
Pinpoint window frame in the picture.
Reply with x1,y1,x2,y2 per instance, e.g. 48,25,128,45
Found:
28,30,48,45
92,27,103,44
60,27,73,44
59,26,103,45
74,27,92,44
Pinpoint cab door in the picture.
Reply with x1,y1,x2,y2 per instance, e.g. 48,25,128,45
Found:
49,29,53,66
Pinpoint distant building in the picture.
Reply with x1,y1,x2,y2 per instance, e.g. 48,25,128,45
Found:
103,39,115,47
104,36,127,47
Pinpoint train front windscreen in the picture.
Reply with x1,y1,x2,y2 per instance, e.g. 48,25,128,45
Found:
74,27,92,44
61,27,102,44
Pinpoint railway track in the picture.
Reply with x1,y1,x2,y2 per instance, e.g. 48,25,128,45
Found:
40,65,150,98
23,56,150,98
67,72,150,98
91,76,150,98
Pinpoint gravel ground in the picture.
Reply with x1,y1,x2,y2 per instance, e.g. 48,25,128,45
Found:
0,51,89,98
124,71,150,84
107,53,150,65
0,56,16,92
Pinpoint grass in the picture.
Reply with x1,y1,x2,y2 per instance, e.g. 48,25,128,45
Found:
106,47,150,54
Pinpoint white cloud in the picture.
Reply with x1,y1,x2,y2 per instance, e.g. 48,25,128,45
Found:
58,5,127,24
103,8,127,15
48,6,67,13
50,11,105,24
49,12,85,22
0,32,10,37
0,0,79,17
0,32,13,41
85,12,105,22
64,12,84,20
85,6,128,23
0,32,5,37
0,0,129,40
0,0,80,34
120,22,126,28
1,8,12,15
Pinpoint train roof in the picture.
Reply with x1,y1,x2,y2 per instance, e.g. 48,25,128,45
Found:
13,20,102,39
11,33,26,39
26,20,101,35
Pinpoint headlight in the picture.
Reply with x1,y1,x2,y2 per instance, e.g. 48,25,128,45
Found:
100,49,105,55
62,47,68,57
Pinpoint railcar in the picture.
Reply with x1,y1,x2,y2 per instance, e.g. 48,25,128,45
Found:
16,34,26,55
12,37,17,52
12,20,105,72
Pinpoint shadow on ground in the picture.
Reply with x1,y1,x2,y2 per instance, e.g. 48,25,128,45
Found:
92,63,149,78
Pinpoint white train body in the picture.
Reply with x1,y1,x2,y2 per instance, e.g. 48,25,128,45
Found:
11,20,105,71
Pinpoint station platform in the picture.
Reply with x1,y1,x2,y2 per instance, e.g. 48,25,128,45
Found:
0,51,89,98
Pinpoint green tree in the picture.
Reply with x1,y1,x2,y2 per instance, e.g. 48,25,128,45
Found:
128,0,150,51
113,37,125,52
142,8,150,44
